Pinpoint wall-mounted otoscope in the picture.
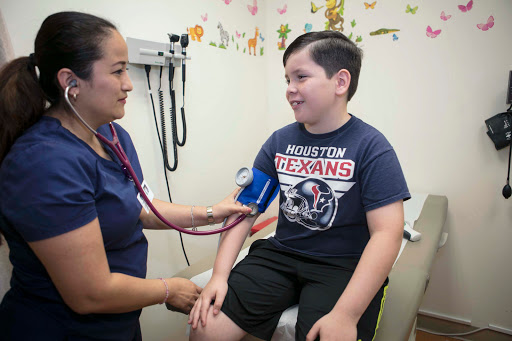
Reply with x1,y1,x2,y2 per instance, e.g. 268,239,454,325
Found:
168,34,180,65
179,33,189,146
180,33,189,82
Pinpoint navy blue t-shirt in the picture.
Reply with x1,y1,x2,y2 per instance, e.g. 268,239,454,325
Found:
0,116,147,340
254,115,410,257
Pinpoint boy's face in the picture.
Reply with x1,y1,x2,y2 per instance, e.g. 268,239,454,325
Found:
284,48,340,132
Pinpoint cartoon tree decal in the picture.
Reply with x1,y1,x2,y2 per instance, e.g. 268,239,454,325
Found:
277,24,291,50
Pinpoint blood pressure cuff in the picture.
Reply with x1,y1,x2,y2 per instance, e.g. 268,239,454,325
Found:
485,112,511,150
237,168,280,213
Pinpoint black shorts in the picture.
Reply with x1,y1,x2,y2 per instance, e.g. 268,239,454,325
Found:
220,239,388,341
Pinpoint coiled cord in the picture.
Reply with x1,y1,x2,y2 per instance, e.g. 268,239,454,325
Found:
145,65,190,266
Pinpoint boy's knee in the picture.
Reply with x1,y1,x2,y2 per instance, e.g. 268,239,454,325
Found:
189,326,205,341
188,310,247,341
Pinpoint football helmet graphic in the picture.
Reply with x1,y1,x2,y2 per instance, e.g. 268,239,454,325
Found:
280,178,337,230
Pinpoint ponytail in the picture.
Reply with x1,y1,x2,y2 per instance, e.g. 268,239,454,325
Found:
0,56,46,164
0,11,116,165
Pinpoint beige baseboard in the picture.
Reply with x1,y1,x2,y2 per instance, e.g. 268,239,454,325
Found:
417,313,512,341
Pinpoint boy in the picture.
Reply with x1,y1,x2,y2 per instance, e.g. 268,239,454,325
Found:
189,31,410,341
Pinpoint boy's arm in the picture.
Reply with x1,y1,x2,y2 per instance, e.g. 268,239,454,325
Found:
306,200,404,341
189,212,258,328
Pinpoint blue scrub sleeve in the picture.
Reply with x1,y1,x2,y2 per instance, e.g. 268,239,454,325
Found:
2,143,97,242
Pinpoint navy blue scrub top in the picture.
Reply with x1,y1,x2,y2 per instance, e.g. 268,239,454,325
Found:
0,116,147,340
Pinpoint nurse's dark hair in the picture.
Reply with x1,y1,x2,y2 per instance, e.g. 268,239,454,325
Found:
0,11,116,164
283,30,363,102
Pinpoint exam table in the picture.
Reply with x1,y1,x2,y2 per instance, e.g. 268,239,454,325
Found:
173,193,448,341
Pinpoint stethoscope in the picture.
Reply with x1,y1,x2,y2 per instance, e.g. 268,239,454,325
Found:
64,80,251,235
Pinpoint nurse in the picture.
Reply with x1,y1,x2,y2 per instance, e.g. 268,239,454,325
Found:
0,11,250,340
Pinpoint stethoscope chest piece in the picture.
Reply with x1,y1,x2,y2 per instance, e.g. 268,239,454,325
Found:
235,167,254,187
246,202,258,217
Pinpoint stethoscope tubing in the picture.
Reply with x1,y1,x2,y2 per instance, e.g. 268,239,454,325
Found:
64,85,246,235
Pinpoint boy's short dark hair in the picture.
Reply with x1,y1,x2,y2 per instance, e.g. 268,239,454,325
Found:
283,31,363,101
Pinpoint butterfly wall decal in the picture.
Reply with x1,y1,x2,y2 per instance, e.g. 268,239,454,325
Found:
458,0,473,12
259,32,265,41
311,2,324,13
477,16,494,31
364,1,376,10
201,13,208,22
222,0,232,4
248,0,258,15
406,4,418,14
440,11,452,21
235,31,241,38
277,4,287,15
426,26,441,38
393,33,399,41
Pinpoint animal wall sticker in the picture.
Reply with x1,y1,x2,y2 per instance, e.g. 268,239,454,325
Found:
364,1,376,10
277,4,287,15
277,24,291,50
406,4,418,14
458,0,473,12
217,22,229,48
324,0,345,31
369,28,400,36
440,11,452,21
426,26,441,38
477,15,494,31
311,2,323,13
248,0,258,15
248,27,259,55
188,25,204,42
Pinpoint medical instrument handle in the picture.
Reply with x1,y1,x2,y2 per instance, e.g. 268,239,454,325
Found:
96,125,247,235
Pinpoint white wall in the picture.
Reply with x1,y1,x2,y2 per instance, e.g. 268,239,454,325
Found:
1,0,512,339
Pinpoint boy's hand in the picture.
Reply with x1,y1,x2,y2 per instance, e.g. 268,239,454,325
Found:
188,275,228,329
306,311,358,341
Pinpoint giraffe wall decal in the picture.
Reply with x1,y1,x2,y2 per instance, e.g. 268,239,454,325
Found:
248,27,259,56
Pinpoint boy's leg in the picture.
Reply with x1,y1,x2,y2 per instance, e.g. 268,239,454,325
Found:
295,260,387,341
189,308,247,341
195,240,300,341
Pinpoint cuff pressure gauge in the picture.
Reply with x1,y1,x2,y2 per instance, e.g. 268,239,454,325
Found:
235,167,258,217
235,167,254,187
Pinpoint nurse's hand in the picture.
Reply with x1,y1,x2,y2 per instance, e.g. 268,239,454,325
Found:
212,188,252,223
188,274,228,329
165,278,202,314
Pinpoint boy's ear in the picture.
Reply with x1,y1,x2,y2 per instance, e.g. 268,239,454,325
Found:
335,69,351,96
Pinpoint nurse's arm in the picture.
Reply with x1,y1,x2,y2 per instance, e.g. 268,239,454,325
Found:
140,188,251,230
29,217,201,315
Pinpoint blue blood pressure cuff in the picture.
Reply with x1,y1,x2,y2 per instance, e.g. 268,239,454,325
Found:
237,168,280,213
